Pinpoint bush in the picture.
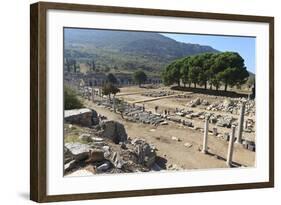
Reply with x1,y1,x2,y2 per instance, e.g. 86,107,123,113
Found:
64,86,83,110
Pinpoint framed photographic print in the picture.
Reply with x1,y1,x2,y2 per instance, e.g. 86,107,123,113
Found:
30,1,274,202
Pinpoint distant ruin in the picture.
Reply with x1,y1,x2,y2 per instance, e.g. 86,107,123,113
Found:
64,71,162,88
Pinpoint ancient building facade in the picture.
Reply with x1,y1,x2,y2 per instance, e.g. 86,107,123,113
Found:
64,72,162,87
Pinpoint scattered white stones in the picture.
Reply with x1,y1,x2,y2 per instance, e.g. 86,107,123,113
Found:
206,98,255,116
171,136,181,142
187,97,201,107
160,121,168,125
184,142,192,148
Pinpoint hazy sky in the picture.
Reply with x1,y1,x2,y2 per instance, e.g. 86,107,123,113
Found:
162,33,256,73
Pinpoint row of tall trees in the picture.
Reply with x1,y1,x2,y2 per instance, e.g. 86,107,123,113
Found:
162,52,249,91
65,58,79,73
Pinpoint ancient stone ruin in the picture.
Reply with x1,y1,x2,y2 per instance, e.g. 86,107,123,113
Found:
64,108,158,176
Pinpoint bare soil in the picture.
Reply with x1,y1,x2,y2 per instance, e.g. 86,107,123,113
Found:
83,86,256,170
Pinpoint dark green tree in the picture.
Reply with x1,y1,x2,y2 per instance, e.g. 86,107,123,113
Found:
247,75,255,89
102,83,120,100
133,70,148,87
188,66,201,88
201,53,215,89
211,52,249,91
104,66,110,73
65,58,71,72
107,73,118,84
180,57,190,87
91,60,96,71
162,60,182,86
73,59,77,73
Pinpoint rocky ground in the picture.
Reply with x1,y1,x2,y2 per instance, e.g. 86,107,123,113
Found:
116,86,256,142
64,109,159,176
65,85,256,176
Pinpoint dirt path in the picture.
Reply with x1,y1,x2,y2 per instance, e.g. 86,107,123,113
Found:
84,100,255,170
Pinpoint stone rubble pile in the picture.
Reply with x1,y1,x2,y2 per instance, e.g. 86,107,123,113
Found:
64,136,158,175
97,96,255,137
216,115,236,128
244,119,255,133
186,97,255,117
186,97,210,107
141,91,174,97
97,100,168,126
171,109,241,129
78,86,93,99
186,97,202,107
64,109,159,175
206,99,255,116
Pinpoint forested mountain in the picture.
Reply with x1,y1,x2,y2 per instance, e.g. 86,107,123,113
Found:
64,28,218,73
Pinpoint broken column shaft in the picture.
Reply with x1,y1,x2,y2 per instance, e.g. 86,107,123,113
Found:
236,101,246,143
226,125,236,167
202,115,210,154
113,95,116,113
91,86,94,102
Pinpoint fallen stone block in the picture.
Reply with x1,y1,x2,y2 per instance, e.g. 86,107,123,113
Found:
110,152,124,169
171,136,181,141
132,139,156,168
101,120,128,144
65,108,98,127
184,142,192,148
223,133,230,141
86,149,105,163
160,121,168,125
96,161,111,172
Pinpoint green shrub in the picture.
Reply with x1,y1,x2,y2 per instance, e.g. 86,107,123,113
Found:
64,86,83,110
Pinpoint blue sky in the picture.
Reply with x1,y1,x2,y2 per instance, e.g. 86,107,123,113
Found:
162,33,256,74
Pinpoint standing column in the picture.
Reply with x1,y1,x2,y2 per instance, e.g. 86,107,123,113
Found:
236,101,246,143
99,88,102,98
88,88,91,100
113,95,116,113
91,86,94,102
226,125,236,167
202,115,210,154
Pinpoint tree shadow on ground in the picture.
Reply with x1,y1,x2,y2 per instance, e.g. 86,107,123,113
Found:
171,86,249,98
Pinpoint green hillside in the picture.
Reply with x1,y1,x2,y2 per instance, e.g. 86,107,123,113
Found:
64,28,218,74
